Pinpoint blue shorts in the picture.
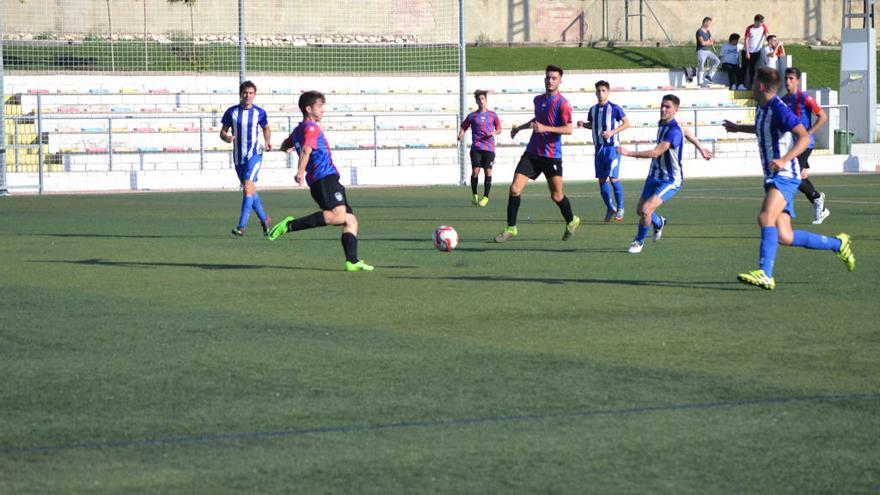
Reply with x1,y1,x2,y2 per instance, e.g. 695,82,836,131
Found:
764,175,800,218
235,154,263,183
641,177,680,202
594,146,621,179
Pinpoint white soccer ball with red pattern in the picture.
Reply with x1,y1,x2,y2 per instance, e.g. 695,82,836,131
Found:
433,225,459,252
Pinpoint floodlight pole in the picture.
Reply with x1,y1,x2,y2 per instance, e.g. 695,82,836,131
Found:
0,13,7,196
457,0,467,186
238,0,245,83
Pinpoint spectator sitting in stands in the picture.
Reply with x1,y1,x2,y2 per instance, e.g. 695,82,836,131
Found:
720,33,746,90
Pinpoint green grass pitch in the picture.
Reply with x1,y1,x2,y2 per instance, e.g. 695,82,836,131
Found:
1,175,878,493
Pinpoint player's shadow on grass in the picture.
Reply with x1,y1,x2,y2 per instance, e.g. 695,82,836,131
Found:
44,233,171,239
39,258,341,272
453,246,625,254
391,274,747,291
597,47,668,68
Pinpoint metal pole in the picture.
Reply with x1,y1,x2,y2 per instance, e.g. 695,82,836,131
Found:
199,116,204,170
238,0,245,83
108,117,113,171
37,95,43,194
286,115,292,168
458,0,467,185
625,0,629,41
639,0,644,41
372,115,378,167
0,13,7,196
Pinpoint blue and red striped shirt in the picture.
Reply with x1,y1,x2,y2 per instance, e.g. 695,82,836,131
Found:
526,93,572,159
290,121,338,187
460,110,501,152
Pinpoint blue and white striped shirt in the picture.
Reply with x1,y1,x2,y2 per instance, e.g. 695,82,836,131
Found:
755,96,802,181
648,118,684,184
221,104,269,165
588,101,626,147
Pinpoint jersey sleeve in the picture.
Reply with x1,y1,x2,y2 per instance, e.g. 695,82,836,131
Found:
777,103,802,133
258,108,269,128
460,116,471,131
804,95,822,116
493,113,501,130
559,99,572,124
220,107,233,128
302,124,320,149
613,104,626,120
663,126,683,147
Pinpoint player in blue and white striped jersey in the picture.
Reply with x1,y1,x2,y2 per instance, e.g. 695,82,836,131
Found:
618,94,711,254
221,80,272,237
723,68,855,289
576,80,630,222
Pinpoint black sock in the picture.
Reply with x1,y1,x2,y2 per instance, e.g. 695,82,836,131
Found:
506,194,521,227
483,177,492,198
555,195,574,223
798,178,821,203
470,175,479,195
288,211,327,232
341,232,358,264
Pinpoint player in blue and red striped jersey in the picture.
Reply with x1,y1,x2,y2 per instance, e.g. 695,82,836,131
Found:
458,90,502,207
723,68,854,290
782,67,831,224
576,80,630,222
220,80,272,237
495,64,580,242
269,91,373,272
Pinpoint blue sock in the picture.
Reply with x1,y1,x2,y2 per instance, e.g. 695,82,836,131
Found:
612,181,624,211
238,195,254,229
599,182,614,211
651,213,664,230
251,193,267,224
635,223,650,243
791,230,842,251
759,226,778,278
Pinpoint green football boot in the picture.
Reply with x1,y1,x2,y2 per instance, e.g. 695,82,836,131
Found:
345,260,375,272
835,233,855,272
268,216,295,241
737,269,775,290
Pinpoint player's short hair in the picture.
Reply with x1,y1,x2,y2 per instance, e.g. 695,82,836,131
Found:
595,80,610,90
661,94,680,108
755,67,781,90
473,89,488,100
767,34,777,42
754,14,764,23
785,67,803,80
545,64,564,77
298,90,325,115
239,80,257,94
702,17,712,24
728,33,741,42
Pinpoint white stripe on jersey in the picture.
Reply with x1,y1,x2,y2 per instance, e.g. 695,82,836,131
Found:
232,107,263,165
649,124,682,184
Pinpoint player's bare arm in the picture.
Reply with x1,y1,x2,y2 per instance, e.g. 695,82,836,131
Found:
575,120,593,130
617,140,671,159
682,127,713,160
295,145,312,185
532,121,572,135
510,118,535,138
263,125,272,151
723,119,756,134
603,117,630,140
220,126,234,143
810,107,829,136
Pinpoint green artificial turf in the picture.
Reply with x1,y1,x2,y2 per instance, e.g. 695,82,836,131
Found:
1,175,878,493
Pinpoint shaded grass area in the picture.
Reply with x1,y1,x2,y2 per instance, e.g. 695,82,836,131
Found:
0,175,878,493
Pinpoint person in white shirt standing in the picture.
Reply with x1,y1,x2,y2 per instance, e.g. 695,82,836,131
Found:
695,17,721,86
743,14,769,89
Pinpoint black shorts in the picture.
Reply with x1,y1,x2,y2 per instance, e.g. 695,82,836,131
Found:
797,148,813,170
514,152,563,180
310,174,353,213
470,149,495,169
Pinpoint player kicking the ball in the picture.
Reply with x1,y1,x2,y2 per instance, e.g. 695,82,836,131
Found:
495,64,580,242
270,91,374,272
723,68,854,289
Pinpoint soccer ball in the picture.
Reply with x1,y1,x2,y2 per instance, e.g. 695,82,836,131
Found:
433,225,459,252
